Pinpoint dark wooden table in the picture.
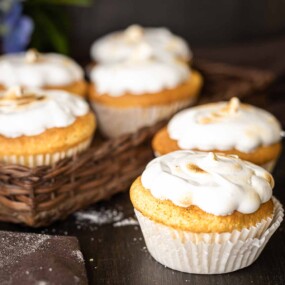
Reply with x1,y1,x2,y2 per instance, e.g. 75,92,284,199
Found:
0,124,285,284
0,153,284,285
0,75,285,285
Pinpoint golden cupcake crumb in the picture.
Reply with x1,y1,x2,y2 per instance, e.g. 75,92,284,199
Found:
130,177,274,233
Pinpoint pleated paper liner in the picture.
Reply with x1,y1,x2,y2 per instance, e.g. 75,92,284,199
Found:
0,138,92,168
91,97,196,138
0,60,275,227
261,159,278,172
135,197,283,274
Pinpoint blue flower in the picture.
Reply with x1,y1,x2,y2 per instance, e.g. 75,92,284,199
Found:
2,0,34,53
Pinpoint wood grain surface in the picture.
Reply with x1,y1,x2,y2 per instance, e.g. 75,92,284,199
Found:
0,138,284,284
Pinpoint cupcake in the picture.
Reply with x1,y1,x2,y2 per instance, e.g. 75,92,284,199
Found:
89,45,202,138
152,97,282,172
91,24,192,64
0,87,96,167
130,150,283,274
0,49,87,97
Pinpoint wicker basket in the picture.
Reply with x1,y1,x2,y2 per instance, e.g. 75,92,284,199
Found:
0,61,275,227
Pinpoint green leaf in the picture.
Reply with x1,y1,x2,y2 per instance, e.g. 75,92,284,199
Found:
26,6,70,54
39,13,69,53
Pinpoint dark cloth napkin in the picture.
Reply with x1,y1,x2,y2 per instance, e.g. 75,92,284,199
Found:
0,231,88,285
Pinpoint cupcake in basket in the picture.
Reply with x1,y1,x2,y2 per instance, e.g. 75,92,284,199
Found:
0,87,96,167
90,24,192,64
0,49,87,97
130,150,283,274
89,44,202,138
152,97,282,172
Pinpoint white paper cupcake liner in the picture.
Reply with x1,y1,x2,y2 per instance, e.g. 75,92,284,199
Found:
0,138,92,168
91,97,196,138
261,158,277,173
135,197,283,274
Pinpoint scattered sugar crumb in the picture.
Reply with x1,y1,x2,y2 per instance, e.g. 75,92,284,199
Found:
37,281,48,285
71,250,84,262
141,246,147,253
0,234,50,268
113,217,139,227
74,208,124,226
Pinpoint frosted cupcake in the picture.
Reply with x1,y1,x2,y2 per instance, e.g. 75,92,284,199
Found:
0,49,87,97
89,45,202,138
152,98,282,172
91,24,192,64
130,151,283,274
0,87,95,167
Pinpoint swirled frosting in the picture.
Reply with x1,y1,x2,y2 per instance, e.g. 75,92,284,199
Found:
0,50,83,88
168,98,282,153
90,58,190,96
91,25,192,63
0,87,89,138
141,150,273,216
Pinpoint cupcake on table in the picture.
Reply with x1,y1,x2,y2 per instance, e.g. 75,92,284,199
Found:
0,49,87,97
89,25,202,138
0,86,95,167
91,24,192,64
152,97,282,172
130,150,284,274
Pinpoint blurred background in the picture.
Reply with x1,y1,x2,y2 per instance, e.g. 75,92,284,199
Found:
1,0,285,72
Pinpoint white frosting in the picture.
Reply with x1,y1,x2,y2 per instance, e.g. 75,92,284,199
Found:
168,98,282,153
141,150,273,216
90,59,190,96
0,87,89,138
91,25,192,63
0,51,83,88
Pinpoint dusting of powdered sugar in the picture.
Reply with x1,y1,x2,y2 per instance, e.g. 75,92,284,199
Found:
73,206,139,229
71,250,84,263
0,232,50,268
74,208,124,226
35,281,49,285
113,217,139,227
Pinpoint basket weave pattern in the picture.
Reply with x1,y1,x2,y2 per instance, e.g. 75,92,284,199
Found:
0,61,275,227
